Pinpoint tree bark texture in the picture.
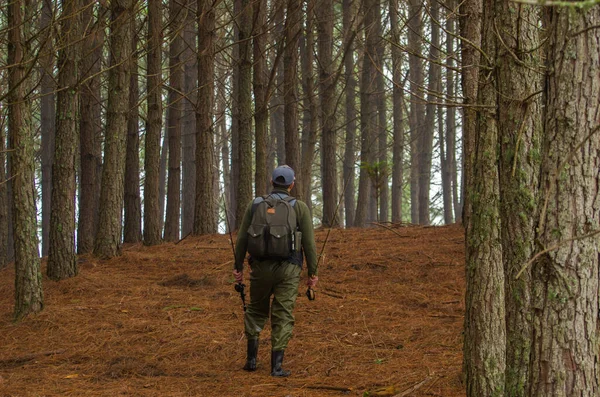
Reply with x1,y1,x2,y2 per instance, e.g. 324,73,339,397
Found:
8,0,44,319
445,0,458,224
94,0,132,259
439,100,452,224
267,2,285,170
40,0,56,257
283,0,302,200
124,26,142,244
78,0,103,254
0,113,8,269
529,5,600,396
419,0,441,226
230,0,241,229
390,0,403,224
144,0,163,246
194,0,217,235
159,121,169,231
181,0,197,237
463,0,506,394
496,2,541,395
408,0,424,224
253,0,268,197
48,0,80,280
215,57,232,231
458,0,482,226
343,0,357,227
374,0,388,224
234,0,253,226
317,0,338,226
300,0,319,206
354,0,377,227
164,0,184,241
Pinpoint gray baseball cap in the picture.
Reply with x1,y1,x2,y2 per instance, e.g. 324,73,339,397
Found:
272,165,295,186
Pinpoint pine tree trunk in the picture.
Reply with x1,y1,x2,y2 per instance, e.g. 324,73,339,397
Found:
194,0,217,234
215,57,231,230
269,3,285,167
496,2,541,395
529,6,600,396
144,0,163,246
463,0,505,395
390,0,403,224
40,0,55,257
438,1,453,225
419,0,441,225
343,0,357,227
181,0,197,237
374,0,388,224
264,4,277,192
7,158,14,264
48,0,80,280
159,118,169,231
408,0,423,224
124,25,141,244
0,117,8,269
94,0,132,259
8,0,43,319
283,0,302,199
235,0,253,225
230,0,241,228
252,0,269,196
253,0,268,197
459,0,481,228
317,0,338,226
300,0,319,205
164,0,184,241
354,0,376,228
439,101,453,224
446,0,459,223
78,1,103,254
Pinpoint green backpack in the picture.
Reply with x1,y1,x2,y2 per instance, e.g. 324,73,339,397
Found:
247,195,298,260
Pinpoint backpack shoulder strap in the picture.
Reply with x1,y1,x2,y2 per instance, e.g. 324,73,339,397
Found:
251,196,267,216
282,196,296,207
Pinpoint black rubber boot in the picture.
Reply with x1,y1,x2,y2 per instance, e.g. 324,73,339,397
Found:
243,339,259,371
270,350,291,377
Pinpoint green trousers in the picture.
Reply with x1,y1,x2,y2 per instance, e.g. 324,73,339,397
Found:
244,260,301,351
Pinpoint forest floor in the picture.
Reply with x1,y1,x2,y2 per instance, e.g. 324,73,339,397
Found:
0,224,466,397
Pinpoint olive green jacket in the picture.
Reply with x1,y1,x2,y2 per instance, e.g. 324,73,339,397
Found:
234,187,318,277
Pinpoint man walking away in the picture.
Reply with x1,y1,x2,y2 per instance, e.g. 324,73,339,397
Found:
233,165,318,377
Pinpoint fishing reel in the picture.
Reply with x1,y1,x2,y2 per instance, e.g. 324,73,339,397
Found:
306,287,316,301
235,283,246,293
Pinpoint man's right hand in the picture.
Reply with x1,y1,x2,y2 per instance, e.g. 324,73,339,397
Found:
233,269,244,284
306,275,318,288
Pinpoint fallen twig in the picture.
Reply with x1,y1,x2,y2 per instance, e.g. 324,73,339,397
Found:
175,232,192,245
393,374,436,397
371,222,406,237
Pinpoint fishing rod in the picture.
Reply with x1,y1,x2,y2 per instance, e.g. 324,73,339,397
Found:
309,175,352,301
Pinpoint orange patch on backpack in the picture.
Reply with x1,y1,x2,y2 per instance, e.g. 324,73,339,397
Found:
267,208,276,214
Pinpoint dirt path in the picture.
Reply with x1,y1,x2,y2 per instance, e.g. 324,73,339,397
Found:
0,225,465,396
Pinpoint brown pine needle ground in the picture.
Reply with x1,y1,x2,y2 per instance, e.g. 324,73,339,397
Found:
0,225,466,397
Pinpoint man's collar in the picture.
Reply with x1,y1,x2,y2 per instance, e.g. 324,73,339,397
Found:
271,187,290,195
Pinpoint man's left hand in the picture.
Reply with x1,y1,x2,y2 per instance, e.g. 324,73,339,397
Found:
306,275,318,288
233,269,244,284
